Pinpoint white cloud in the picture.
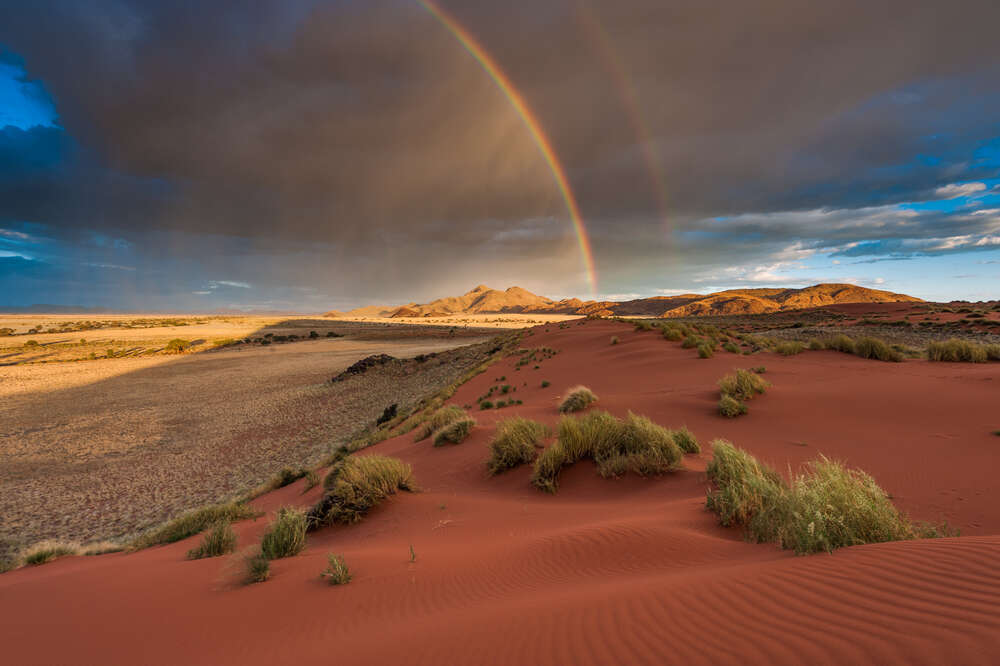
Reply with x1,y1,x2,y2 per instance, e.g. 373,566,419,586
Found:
207,280,252,289
934,182,987,199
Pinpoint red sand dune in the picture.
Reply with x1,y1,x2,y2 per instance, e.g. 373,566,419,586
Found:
2,320,999,665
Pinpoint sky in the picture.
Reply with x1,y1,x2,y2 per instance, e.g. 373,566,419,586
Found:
1,0,999,312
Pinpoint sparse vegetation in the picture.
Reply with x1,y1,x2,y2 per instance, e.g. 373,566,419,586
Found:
697,342,714,358
558,385,598,413
927,338,999,363
244,549,270,583
129,502,259,550
541,380,550,388
309,455,415,526
718,394,747,418
706,440,946,554
433,416,476,446
531,411,683,493
260,507,308,559
775,341,805,356
853,337,904,362
414,405,468,440
165,338,190,353
321,553,352,585
186,520,237,559
671,426,700,454
718,368,770,401
20,541,78,566
486,417,548,475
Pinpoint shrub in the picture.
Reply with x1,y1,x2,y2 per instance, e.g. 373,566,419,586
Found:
310,455,415,525
681,336,699,349
775,341,805,356
433,416,476,446
480,400,494,409
540,380,550,388
610,336,620,345
486,417,548,475
927,338,990,363
705,440,945,554
260,507,308,559
212,338,238,347
245,550,270,583
532,411,682,492
671,426,700,454
187,520,237,559
165,338,189,354
697,343,714,358
414,405,468,440
558,385,598,413
853,337,903,362
321,553,352,585
24,339,39,347
808,339,824,351
20,541,78,566
823,334,856,354
634,320,654,331
129,502,259,550
717,368,770,401
723,342,740,354
662,327,684,342
718,395,747,418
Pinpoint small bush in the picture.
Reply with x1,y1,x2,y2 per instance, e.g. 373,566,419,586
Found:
808,339,824,351
130,502,259,550
414,405,468,440
927,338,991,363
260,507,308,559
20,541,78,566
245,550,270,583
321,553,352,585
187,520,237,559
719,395,747,418
823,334,856,354
310,455,415,526
671,426,700,454
697,343,714,358
480,400,494,409
663,327,684,342
706,440,946,554
532,411,682,492
681,336,699,349
165,338,189,354
24,339,39,347
723,342,740,354
854,337,903,362
540,380,550,388
433,416,476,446
775,341,805,356
718,369,770,401
486,417,548,475
558,385,598,413
610,336,619,345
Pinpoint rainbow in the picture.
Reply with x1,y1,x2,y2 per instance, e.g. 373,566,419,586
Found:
417,0,598,296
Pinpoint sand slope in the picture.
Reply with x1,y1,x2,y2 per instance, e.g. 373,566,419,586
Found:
1,320,998,665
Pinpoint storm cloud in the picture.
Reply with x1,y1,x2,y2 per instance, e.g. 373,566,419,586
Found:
1,0,999,307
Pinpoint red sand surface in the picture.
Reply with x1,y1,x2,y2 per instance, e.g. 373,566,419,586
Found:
2,320,999,665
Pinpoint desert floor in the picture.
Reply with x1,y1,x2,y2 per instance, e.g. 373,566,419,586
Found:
1,318,999,664
1,320,493,552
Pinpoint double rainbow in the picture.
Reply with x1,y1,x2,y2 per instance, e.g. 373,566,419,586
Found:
418,1,598,296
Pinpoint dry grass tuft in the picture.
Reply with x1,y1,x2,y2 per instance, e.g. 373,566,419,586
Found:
309,455,416,526
706,440,948,554
671,426,700,454
321,553,352,585
260,507,308,559
432,416,476,446
718,394,747,418
129,502,259,551
186,520,237,559
718,368,770,401
558,385,598,413
414,405,469,441
486,417,549,475
927,338,999,363
532,411,683,493
244,549,270,583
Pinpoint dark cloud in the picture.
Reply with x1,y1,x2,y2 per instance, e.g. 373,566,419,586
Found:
1,0,1000,305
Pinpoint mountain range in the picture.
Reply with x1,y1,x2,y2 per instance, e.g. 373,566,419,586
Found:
325,283,922,319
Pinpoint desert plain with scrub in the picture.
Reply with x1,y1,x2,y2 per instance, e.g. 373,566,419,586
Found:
1,284,1000,665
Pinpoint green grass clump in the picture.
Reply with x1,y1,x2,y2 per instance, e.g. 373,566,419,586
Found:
433,416,476,446
853,337,903,362
540,380,550,388
20,542,79,566
260,507,308,559
775,341,805,356
823,334,856,354
414,405,468,440
706,440,946,554
723,341,740,354
531,411,683,492
310,455,415,526
129,502,259,550
681,336,699,349
808,339,825,351
480,400,494,409
244,550,270,583
671,426,700,454
717,368,770,401
559,385,598,413
927,338,994,363
186,520,237,559
321,553,352,585
486,417,549,475
697,342,714,358
718,394,747,418
663,327,684,341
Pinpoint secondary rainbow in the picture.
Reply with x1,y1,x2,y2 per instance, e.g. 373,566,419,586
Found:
417,0,598,296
